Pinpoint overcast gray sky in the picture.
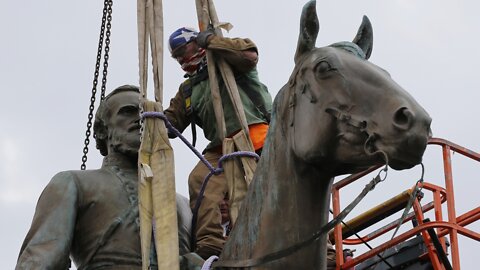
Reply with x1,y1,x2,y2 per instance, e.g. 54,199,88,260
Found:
1,0,479,269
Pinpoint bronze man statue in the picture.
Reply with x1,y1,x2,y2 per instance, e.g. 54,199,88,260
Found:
16,85,192,270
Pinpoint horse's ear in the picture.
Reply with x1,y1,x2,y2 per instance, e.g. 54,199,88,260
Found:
295,0,319,64
352,16,373,60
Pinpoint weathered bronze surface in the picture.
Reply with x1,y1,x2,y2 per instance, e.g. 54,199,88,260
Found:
219,1,432,269
16,86,192,270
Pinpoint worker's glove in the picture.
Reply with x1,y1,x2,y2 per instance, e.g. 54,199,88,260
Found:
196,27,215,48
343,249,355,260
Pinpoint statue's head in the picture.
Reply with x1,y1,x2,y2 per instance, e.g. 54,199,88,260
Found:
93,85,141,157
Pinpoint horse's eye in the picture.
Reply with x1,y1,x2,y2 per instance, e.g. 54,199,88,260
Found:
316,61,332,74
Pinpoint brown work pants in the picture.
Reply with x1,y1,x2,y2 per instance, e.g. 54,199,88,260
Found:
188,151,227,259
327,240,336,269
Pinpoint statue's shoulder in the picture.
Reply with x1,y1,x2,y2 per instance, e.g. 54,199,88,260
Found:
176,193,189,207
48,168,108,187
41,168,111,201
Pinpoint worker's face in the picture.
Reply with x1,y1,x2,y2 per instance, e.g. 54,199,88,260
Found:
172,41,199,66
220,195,230,224
105,91,141,157
172,41,206,74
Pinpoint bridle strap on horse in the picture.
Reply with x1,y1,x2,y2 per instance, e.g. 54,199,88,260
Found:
325,107,367,131
326,107,391,163
212,165,388,269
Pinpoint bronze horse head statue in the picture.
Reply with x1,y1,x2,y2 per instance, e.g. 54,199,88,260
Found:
218,1,432,269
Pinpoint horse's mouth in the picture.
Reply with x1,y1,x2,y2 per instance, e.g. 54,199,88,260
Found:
365,135,425,170
389,156,422,170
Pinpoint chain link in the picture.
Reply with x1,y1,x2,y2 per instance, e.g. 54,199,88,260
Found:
81,0,113,170
377,164,389,182
389,163,425,240
101,0,113,100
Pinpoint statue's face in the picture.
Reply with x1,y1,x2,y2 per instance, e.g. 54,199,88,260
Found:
105,91,141,157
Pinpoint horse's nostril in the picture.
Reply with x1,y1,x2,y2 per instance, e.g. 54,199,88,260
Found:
393,107,411,130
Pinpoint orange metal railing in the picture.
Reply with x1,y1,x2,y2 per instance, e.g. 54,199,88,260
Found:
331,137,480,270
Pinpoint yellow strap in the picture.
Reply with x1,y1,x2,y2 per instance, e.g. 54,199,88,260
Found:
137,0,179,268
195,0,257,227
138,100,179,270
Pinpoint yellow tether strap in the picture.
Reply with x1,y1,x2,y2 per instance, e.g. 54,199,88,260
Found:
195,0,257,225
137,0,179,269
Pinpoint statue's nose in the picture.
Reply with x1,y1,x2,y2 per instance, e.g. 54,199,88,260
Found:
392,106,432,135
392,107,412,131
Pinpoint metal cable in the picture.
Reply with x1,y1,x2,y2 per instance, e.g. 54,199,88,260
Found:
81,0,113,170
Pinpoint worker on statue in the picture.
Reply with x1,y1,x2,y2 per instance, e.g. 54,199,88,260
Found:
16,85,193,270
165,26,273,259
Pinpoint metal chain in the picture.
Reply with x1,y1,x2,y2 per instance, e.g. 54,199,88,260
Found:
100,0,113,100
389,163,425,240
81,0,113,170
371,163,425,270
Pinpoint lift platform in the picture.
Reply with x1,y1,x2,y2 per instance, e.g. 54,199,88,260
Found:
331,138,480,270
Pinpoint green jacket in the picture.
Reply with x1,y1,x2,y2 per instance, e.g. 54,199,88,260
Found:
165,36,272,151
